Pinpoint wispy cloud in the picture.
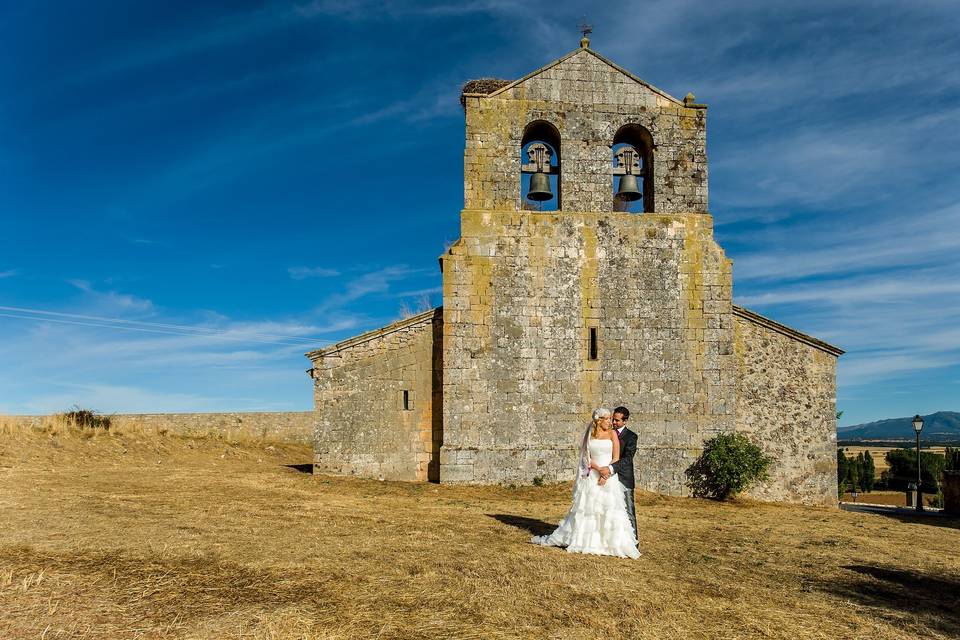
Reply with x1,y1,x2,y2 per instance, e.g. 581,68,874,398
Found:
736,252,960,391
0,305,342,346
0,263,434,413
316,265,432,312
0,269,18,278
294,0,521,21
59,6,300,87
713,109,960,212
288,266,340,279
737,269,960,308
0,304,355,414
729,201,960,283
67,279,156,315
11,383,234,415
392,286,442,299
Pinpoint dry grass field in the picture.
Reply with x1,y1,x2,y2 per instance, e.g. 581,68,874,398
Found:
2,418,959,640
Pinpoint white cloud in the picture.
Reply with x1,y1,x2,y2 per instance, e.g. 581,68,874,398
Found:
57,6,299,87
67,279,156,314
736,269,960,307
738,263,960,389
713,108,960,212
67,279,155,315
294,0,523,21
0,308,353,414
0,269,18,278
0,262,436,414
12,383,231,415
729,201,960,283
392,286,442,299
315,265,432,311
288,266,340,279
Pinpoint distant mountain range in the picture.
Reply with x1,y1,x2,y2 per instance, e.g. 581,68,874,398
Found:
838,411,960,442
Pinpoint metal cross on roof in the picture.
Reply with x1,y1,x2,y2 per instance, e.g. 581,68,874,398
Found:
578,19,592,48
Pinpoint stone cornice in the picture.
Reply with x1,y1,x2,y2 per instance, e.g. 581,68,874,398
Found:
305,307,441,360
733,305,844,357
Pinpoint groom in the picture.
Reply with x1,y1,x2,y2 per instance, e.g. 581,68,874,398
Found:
600,406,638,542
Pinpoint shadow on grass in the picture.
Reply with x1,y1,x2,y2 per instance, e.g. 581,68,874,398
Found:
818,564,960,636
488,514,555,536
284,463,313,474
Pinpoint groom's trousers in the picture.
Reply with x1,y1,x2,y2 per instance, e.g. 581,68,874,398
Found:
623,487,637,542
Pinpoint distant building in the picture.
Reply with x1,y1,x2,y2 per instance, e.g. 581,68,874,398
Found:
307,41,842,505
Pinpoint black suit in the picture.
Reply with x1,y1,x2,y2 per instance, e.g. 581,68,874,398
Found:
610,427,638,541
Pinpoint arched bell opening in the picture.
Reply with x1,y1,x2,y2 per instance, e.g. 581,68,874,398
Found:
520,120,561,211
612,124,654,213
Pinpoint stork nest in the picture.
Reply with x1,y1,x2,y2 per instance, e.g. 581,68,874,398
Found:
460,78,512,107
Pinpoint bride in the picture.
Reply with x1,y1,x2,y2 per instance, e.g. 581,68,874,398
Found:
531,408,640,558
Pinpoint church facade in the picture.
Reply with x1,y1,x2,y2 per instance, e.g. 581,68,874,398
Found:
306,43,842,505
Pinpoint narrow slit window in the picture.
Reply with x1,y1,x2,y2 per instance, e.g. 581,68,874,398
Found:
403,390,411,411
589,327,599,361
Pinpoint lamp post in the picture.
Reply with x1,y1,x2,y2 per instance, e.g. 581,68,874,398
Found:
913,414,924,512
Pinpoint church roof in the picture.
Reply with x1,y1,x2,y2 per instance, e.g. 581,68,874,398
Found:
733,305,844,356
305,307,440,359
460,46,685,106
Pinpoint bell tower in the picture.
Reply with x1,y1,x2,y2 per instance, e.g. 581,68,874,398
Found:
459,39,708,214
440,42,734,491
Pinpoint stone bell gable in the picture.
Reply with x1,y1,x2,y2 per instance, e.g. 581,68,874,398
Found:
461,45,707,214
307,41,843,506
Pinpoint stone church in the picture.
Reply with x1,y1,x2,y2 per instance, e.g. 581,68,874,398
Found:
306,40,843,505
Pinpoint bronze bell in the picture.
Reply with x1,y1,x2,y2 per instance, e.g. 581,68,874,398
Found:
616,173,641,201
527,172,553,201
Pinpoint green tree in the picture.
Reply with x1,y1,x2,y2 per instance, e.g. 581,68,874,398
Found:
945,447,960,471
848,458,860,493
884,449,947,493
685,433,773,500
837,449,850,497
861,451,876,492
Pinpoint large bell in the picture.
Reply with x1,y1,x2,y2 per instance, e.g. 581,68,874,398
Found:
616,173,641,201
527,172,554,201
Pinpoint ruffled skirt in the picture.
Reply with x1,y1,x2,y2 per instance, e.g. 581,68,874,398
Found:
531,472,640,559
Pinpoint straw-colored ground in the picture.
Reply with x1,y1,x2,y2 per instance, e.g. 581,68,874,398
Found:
2,418,959,640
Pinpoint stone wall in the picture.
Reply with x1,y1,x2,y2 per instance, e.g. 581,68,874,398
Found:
462,47,707,214
308,308,442,482
4,412,314,443
440,209,735,489
734,307,841,505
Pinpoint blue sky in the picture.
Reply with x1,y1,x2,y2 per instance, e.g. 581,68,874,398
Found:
1,1,958,426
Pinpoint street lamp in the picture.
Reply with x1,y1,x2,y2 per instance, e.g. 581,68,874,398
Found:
913,414,924,512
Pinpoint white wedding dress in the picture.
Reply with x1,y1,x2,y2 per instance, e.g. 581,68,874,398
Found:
531,438,640,558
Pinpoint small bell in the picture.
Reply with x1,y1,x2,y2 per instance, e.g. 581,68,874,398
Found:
614,145,642,202
616,173,641,201
527,172,553,201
